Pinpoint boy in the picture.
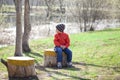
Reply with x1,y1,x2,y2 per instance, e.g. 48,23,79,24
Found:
54,24,72,69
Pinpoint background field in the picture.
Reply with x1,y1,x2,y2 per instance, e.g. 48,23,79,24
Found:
0,28,120,80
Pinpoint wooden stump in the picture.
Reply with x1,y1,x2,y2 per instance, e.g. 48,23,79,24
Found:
7,57,36,78
44,49,67,67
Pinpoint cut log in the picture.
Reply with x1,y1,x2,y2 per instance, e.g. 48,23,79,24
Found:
7,56,36,78
44,49,67,67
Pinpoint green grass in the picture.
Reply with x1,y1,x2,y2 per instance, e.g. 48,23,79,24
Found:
0,28,120,80
71,28,120,66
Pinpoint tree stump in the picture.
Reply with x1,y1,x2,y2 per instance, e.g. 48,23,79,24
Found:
7,57,36,78
44,49,67,67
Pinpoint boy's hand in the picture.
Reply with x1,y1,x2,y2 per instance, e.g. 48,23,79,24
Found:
60,45,66,49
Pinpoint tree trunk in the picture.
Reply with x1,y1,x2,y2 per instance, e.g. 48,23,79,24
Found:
22,0,31,52
44,49,67,67
7,57,36,78
0,0,3,8
84,20,87,32
1,57,37,79
14,0,23,56
2,0,37,79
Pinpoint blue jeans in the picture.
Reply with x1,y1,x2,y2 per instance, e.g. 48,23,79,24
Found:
54,46,72,63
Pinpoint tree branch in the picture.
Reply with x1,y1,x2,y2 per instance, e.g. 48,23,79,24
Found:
1,58,8,68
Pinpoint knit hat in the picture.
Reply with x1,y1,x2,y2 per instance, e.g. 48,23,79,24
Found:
56,24,65,32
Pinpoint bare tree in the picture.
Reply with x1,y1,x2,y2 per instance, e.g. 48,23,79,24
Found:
75,1,83,32
0,0,3,8
58,0,65,22
14,0,23,56
0,0,3,25
116,0,120,22
44,0,55,20
44,0,66,23
118,1,120,9
22,0,31,52
74,0,108,32
0,0,7,26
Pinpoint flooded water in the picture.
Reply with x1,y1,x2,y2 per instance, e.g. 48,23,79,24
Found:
0,13,120,48
0,22,81,47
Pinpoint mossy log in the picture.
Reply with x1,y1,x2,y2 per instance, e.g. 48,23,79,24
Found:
44,49,67,67
1,57,36,78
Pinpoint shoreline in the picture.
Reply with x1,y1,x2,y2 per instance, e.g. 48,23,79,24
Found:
0,22,119,48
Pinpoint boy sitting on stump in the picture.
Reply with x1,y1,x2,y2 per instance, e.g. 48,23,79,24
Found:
54,24,72,69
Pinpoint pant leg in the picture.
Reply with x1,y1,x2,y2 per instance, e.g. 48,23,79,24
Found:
54,47,63,62
63,48,72,62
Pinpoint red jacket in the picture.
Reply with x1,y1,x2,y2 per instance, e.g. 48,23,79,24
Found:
54,32,70,48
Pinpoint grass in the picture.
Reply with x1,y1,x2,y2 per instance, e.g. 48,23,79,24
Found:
0,28,120,80
71,29,120,66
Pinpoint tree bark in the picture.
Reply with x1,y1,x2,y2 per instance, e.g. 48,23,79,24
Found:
7,57,36,78
0,0,3,8
14,0,23,56
22,0,31,52
1,57,37,79
1,58,8,67
1,0,37,79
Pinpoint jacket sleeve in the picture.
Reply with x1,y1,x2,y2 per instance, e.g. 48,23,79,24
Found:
54,34,60,47
65,35,70,48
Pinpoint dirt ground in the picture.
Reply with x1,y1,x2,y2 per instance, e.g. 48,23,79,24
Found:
0,63,120,80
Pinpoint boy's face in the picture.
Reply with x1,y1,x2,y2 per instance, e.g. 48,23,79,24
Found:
56,29,61,33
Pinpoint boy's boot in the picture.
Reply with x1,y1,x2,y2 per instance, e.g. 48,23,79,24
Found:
57,62,62,69
67,62,72,68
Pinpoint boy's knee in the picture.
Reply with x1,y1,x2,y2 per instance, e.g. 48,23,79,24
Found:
55,47,62,52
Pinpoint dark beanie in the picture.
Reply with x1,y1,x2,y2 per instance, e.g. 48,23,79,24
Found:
56,24,65,32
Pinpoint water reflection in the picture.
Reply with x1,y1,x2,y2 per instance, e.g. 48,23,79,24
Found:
0,13,120,47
